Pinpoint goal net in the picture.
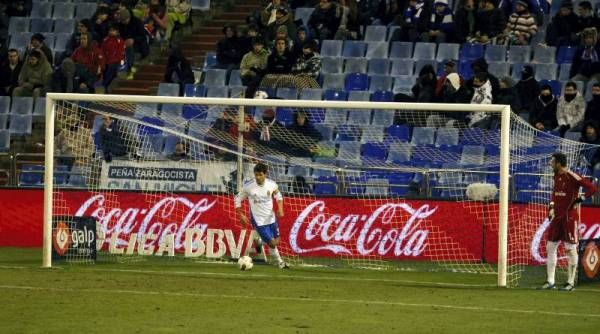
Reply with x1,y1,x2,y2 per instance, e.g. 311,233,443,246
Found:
42,93,595,287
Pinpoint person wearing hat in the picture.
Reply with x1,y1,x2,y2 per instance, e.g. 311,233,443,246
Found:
545,0,579,46
240,37,269,98
529,84,558,131
501,0,537,45
471,0,505,44
117,7,149,78
13,50,53,98
29,33,53,65
570,27,600,81
390,0,431,42
421,0,455,43
291,39,321,79
435,59,463,98
515,65,539,113
216,24,243,70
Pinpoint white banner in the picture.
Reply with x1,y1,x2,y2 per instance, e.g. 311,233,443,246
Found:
100,160,237,192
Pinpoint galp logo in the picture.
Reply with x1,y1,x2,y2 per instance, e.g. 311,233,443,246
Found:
582,241,600,279
53,221,71,256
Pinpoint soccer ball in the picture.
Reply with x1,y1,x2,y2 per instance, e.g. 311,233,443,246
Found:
238,256,253,271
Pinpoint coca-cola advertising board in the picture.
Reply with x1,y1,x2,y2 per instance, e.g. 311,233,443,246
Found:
2,189,600,264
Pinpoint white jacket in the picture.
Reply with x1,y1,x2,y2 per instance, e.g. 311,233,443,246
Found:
557,92,586,127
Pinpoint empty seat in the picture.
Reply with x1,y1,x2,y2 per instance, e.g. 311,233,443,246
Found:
342,41,367,58
203,52,217,69
365,179,389,195
54,32,71,51
324,108,347,124
558,63,572,81
322,73,346,90
393,75,417,94
321,57,344,74
344,58,368,73
508,45,531,63
276,87,298,99
345,73,369,91
336,124,361,141
557,46,576,64
488,62,510,78
371,110,395,126
390,41,413,59
8,17,30,34
511,63,528,80
184,84,206,97
368,75,393,92
53,3,76,19
360,126,385,143
19,165,44,186
33,97,45,117
157,83,180,96
9,114,32,135
390,59,414,76
413,42,436,60
365,41,389,59
206,86,229,97
338,141,361,158
314,176,337,195
295,7,315,26
368,58,390,75
364,25,388,41
460,43,484,61
229,86,246,98
0,96,10,114
203,69,227,86
161,104,183,117
228,69,242,86
485,45,507,62
411,127,435,145
53,19,77,34
460,145,485,165
9,33,33,50
0,129,9,151
436,43,460,61
415,59,437,74
347,110,372,125
31,2,53,18
348,91,371,101
533,45,556,63
535,63,558,81
323,89,348,100
31,18,54,32
11,97,34,115
435,127,459,146
299,88,323,100
76,2,98,19
314,126,334,141
387,142,412,163
320,40,343,57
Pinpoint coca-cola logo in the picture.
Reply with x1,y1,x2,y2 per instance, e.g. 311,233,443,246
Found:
75,194,216,251
290,201,436,257
531,218,600,263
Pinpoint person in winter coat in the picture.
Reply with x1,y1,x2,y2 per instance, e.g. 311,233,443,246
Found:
584,82,600,124
530,84,558,131
308,0,340,41
468,72,494,128
0,49,23,96
118,8,149,76
412,64,438,102
291,39,321,79
421,0,455,43
470,0,506,44
469,58,500,102
164,48,195,95
454,0,478,43
545,0,579,46
12,50,52,98
72,32,105,93
101,24,126,93
500,0,537,45
216,25,243,71
579,120,600,170
390,0,431,42
496,76,522,113
266,38,295,75
240,37,269,98
515,65,539,113
28,33,53,65
557,81,586,135
570,27,600,81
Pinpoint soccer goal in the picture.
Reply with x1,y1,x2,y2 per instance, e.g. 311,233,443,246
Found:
42,93,594,287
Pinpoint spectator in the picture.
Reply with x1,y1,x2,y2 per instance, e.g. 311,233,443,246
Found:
163,48,194,95
6,0,30,17
421,0,455,43
579,121,600,171
585,82,600,124
240,37,269,98
92,7,112,44
514,65,539,113
101,24,126,93
256,108,288,151
557,81,586,135
291,39,321,79
66,19,97,56
570,27,600,81
208,109,256,155
454,0,478,43
216,25,243,71
469,58,500,101
390,0,431,42
530,84,558,131
54,118,94,167
266,6,297,43
146,0,170,49
289,110,322,142
13,50,52,98
292,26,308,60
467,72,493,128
271,25,294,51
99,116,127,162
500,0,537,45
166,0,191,33
496,76,522,112
72,33,105,94
286,110,323,157
410,64,438,102
356,0,382,27
0,49,23,96
266,38,295,75
377,0,403,26
335,0,361,40
238,24,260,56
441,72,471,103
168,142,188,161
577,1,600,33
260,0,293,30
470,0,505,44
118,8,149,78
308,0,340,41
546,1,579,46
435,59,462,98
29,33,53,66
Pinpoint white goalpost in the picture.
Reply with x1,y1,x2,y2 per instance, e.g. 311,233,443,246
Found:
42,92,532,287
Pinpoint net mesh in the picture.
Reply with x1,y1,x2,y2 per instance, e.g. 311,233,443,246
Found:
48,95,597,287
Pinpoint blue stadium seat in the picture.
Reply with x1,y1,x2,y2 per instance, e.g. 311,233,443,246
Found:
9,115,32,135
365,41,389,59
336,125,361,141
533,45,556,63
11,97,33,115
229,86,246,98
371,90,394,102
314,126,334,141
488,62,510,78
53,3,76,19
508,45,531,63
139,116,164,135
345,73,369,91
460,127,485,145
360,126,385,143
295,7,315,26
392,75,417,94
299,88,323,100
364,25,388,41
338,141,361,157
324,108,347,123
535,63,558,81
342,41,367,58
558,63,572,81
162,135,180,156
388,173,413,196
387,124,411,141
53,19,77,34
0,96,10,114
511,62,528,80
206,86,229,97
415,59,437,75
76,2,98,19
347,110,371,125
31,2,53,18
364,178,389,195
276,87,298,99
287,164,312,178
0,114,7,129
228,69,242,86
460,145,485,165
436,43,460,61
203,69,227,87
157,83,180,96
54,32,71,51
33,97,45,118
135,103,159,118
321,57,343,74
320,40,343,57
19,165,44,186
275,107,294,126
184,84,206,97
362,142,387,161
203,52,217,70
140,134,166,157
322,73,346,90
31,18,54,32
314,176,337,195
411,127,435,145
344,57,368,73
485,45,507,62
538,79,561,96
0,129,9,151
435,127,459,146
161,104,183,117
67,166,88,188
460,43,484,61
8,17,30,34
368,58,390,75
390,59,414,76
387,142,412,163
324,89,348,101
389,41,413,59
557,46,576,64
348,91,371,101
9,33,33,50
458,59,474,79
413,42,436,60
368,75,393,92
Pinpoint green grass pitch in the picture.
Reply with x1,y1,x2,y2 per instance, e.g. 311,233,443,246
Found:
0,248,599,333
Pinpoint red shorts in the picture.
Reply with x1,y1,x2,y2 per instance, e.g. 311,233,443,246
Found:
548,212,579,244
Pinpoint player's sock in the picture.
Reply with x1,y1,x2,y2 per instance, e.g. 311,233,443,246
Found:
270,246,283,264
546,241,558,286
566,243,578,286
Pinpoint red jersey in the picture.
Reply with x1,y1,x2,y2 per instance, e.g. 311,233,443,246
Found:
72,42,106,76
552,169,597,219
101,36,125,65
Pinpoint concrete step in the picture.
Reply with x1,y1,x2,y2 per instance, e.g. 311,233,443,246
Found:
112,87,151,95
118,79,158,89
220,12,249,20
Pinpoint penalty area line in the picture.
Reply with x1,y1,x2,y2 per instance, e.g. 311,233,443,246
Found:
0,284,598,319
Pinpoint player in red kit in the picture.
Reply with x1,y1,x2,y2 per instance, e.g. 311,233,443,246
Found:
541,152,597,291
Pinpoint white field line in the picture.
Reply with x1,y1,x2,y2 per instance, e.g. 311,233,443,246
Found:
0,284,599,319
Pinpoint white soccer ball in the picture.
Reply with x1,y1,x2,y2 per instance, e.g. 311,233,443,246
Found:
238,256,253,271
